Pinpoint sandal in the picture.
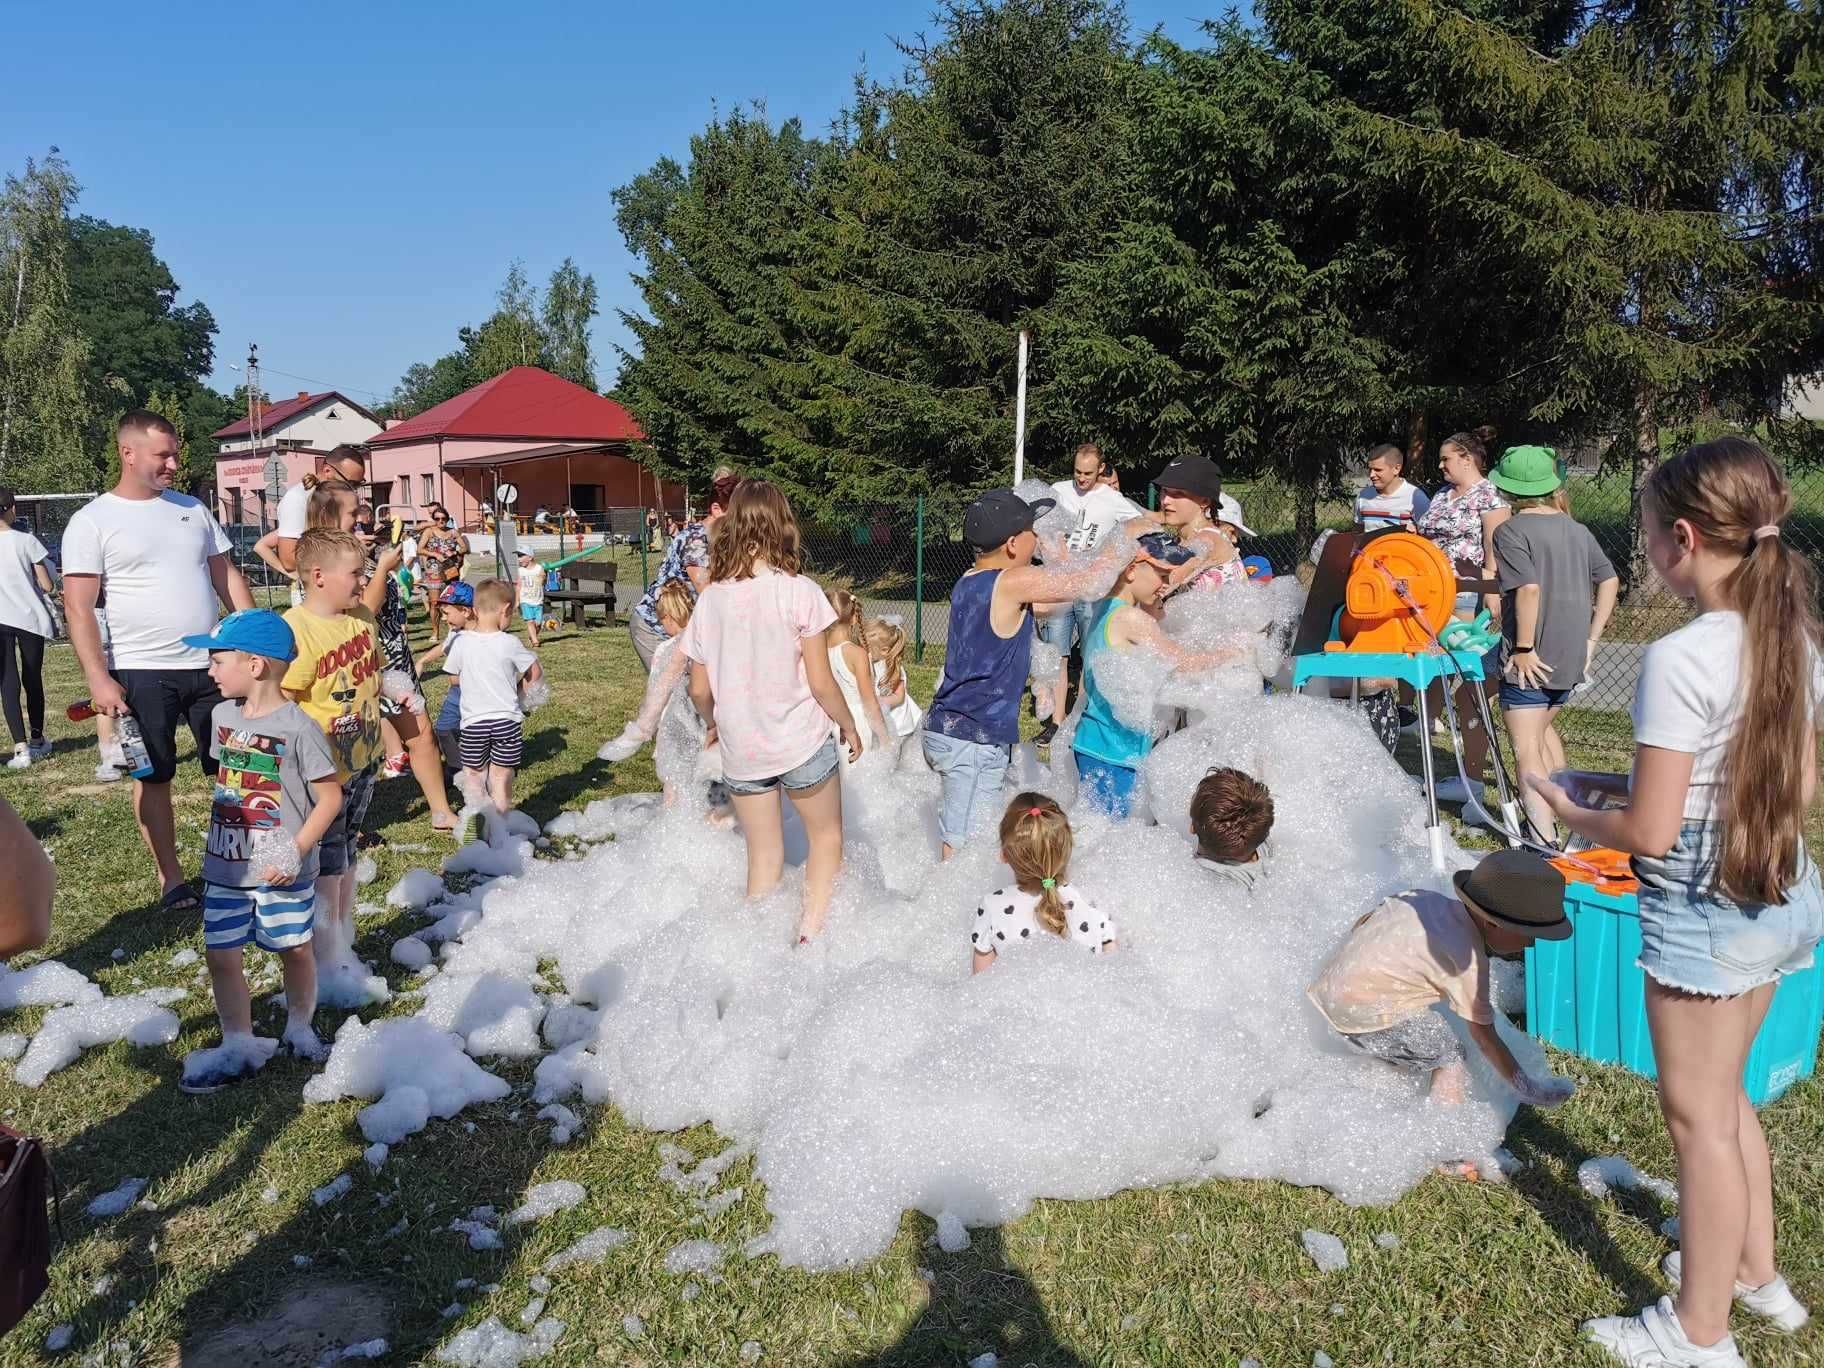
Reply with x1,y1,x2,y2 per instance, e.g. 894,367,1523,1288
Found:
160,883,201,914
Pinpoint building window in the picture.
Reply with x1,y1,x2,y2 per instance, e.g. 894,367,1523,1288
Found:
422,474,436,504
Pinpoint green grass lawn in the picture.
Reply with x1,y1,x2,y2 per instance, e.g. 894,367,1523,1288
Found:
5,618,1824,1366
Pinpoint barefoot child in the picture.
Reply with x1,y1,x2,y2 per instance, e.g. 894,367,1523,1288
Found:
180,610,342,1091
1189,766,1274,892
1529,438,1822,1364
680,480,861,941
1073,532,1242,818
924,488,1147,856
283,529,385,977
1306,849,1576,1107
443,579,542,818
971,792,1115,972
824,587,891,756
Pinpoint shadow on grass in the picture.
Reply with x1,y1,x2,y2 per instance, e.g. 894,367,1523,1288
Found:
848,1225,1085,1367
1504,1113,1666,1309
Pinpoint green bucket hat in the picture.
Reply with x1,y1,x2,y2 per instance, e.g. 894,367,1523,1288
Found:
1490,445,1563,497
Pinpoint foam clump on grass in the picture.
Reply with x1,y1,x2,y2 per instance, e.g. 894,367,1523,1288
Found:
15,992,180,1087
543,793,660,843
1579,1155,1677,1204
0,1031,28,1061
435,1316,564,1367
506,1180,585,1226
0,959,100,1009
375,618,1547,1269
388,869,447,910
86,1176,147,1217
542,1226,629,1272
303,1016,509,1143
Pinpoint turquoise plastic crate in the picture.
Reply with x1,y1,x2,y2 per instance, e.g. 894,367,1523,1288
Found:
1525,880,1824,1104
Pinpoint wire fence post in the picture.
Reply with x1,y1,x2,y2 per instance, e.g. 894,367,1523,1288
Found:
914,493,926,664
639,522,649,591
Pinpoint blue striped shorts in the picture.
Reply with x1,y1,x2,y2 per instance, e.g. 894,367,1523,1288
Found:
203,879,317,952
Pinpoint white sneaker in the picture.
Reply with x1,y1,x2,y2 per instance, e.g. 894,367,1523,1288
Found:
1663,1250,1810,1332
93,762,122,783
1433,776,1486,807
27,736,50,760
5,743,28,770
1585,1296,1746,1366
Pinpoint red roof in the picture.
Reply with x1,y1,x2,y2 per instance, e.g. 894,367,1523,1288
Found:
366,367,645,448
212,390,380,440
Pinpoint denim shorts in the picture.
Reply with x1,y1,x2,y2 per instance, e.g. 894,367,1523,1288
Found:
1074,752,1139,819
1499,681,1572,710
1035,598,1098,652
921,729,1012,849
1633,820,1824,997
723,737,840,797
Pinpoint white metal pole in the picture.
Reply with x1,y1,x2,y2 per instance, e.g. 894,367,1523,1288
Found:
1012,328,1029,487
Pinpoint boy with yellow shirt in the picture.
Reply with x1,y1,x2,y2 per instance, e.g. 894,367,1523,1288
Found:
282,527,391,974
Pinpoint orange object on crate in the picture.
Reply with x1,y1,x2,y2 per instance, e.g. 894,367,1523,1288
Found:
1324,532,1457,656
1550,847,1639,895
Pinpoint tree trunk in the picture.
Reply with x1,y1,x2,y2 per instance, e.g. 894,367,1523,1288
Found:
1405,408,1428,477
1623,379,1660,598
1294,470,1318,550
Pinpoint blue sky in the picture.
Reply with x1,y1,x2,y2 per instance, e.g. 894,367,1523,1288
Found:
1,0,1217,407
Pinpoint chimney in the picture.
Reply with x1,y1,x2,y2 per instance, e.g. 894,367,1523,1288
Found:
297,391,310,402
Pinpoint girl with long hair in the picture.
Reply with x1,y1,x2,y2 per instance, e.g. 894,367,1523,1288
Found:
823,586,891,756
680,481,862,941
1532,438,1823,1365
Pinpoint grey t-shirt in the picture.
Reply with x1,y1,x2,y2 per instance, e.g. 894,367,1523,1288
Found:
202,700,339,888
1494,512,1616,688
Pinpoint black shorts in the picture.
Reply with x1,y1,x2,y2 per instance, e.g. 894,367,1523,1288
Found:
115,668,224,784
460,718,524,770
318,767,377,877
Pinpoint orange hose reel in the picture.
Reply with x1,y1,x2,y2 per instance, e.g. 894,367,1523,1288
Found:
1324,532,1458,655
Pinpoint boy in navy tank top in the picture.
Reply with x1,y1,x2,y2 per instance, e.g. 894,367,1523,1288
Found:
923,489,1148,857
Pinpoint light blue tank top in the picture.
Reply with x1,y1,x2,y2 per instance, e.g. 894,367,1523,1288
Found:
1071,598,1152,769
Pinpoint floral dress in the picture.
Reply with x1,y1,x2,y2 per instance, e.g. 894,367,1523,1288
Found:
1415,479,1506,569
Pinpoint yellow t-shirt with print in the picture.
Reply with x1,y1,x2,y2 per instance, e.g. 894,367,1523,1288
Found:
281,605,383,781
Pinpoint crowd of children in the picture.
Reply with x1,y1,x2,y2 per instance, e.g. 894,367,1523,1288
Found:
84,433,1820,1368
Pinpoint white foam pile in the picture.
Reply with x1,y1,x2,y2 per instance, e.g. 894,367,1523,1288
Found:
284,574,1552,1270
435,1316,564,1367
506,1180,586,1225
0,960,101,1009
1578,1155,1677,1205
541,1225,629,1272
86,1176,148,1217
14,991,181,1088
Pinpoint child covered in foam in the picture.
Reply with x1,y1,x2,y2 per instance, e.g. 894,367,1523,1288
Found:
971,792,1115,972
1189,766,1273,891
864,617,923,765
1306,849,1577,1106
598,579,729,821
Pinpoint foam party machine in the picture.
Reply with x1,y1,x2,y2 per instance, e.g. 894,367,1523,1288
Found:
1290,530,1534,869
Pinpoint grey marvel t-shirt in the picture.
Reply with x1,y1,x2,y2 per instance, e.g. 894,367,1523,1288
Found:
1494,512,1617,688
202,699,339,888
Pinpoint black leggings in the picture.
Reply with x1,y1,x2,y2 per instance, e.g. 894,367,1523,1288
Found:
0,626,46,746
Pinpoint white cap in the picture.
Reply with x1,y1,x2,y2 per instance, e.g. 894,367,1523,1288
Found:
1217,492,1256,537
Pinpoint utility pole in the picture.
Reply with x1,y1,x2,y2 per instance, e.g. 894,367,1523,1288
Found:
0,250,27,471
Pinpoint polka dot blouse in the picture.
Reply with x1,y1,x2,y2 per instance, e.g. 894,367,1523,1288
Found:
970,884,1116,959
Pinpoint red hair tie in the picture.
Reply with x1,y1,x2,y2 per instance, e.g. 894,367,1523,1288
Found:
1026,806,1045,817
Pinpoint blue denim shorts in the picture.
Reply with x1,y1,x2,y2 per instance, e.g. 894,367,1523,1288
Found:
1074,752,1139,819
1035,598,1098,652
921,729,1012,849
722,737,841,797
1633,820,1824,997
1498,681,1572,710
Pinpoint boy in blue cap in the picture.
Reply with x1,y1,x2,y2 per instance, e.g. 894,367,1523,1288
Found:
923,488,1149,857
179,609,343,1093
418,580,475,776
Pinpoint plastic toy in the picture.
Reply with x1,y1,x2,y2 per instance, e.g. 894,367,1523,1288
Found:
1438,610,1501,655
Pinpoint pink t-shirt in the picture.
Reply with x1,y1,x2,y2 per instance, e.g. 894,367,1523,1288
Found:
679,568,839,782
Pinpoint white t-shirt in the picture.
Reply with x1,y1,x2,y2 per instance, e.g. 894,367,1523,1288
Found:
443,631,538,727
61,491,232,670
1632,610,1824,821
1355,481,1431,532
0,528,54,638
275,482,311,539
970,883,1116,959
517,564,546,606
1048,481,1145,554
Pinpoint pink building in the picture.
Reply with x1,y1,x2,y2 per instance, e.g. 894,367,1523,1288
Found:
362,366,683,532
211,390,384,528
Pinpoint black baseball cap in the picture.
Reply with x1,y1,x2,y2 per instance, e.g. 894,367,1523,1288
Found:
964,488,1056,551
1152,454,1223,505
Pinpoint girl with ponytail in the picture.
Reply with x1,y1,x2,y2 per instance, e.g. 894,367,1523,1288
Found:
1531,438,1823,1363
970,793,1115,973
822,586,891,756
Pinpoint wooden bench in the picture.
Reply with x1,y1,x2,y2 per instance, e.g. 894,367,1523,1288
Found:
545,560,619,627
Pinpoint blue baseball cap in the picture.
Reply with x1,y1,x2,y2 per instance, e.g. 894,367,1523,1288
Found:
1136,531,1196,567
182,609,298,662
438,580,475,607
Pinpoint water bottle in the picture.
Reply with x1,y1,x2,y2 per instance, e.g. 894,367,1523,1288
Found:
115,713,155,780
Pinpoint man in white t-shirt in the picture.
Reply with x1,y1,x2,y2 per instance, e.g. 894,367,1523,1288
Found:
62,410,255,912
262,444,368,577
1037,442,1146,743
